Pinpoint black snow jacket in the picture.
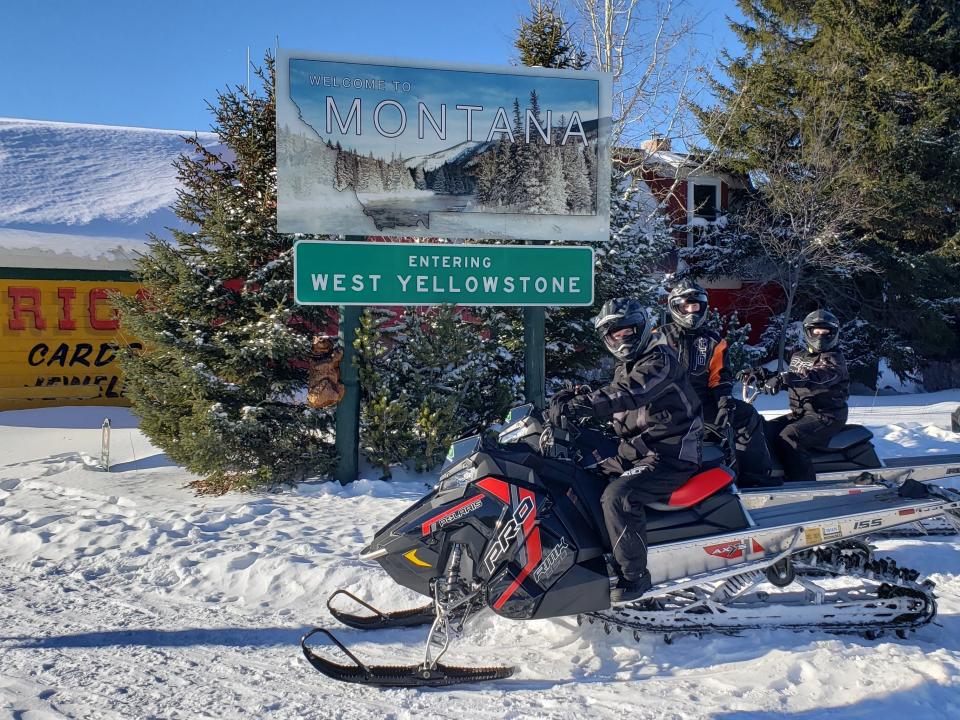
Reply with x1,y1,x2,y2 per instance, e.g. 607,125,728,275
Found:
578,338,703,469
783,348,850,421
657,323,733,408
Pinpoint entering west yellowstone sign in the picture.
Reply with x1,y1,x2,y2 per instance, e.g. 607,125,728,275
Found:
276,50,612,242
294,241,594,306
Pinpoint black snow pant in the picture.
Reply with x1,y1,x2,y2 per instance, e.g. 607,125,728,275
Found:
703,398,775,487
599,455,698,582
764,412,846,483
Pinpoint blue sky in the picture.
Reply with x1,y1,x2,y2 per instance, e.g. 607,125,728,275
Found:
0,0,745,133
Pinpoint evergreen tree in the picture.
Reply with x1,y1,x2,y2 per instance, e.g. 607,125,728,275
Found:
541,147,568,214
509,97,528,208
513,0,587,70
114,55,337,493
696,0,960,378
703,308,762,376
562,140,592,212
333,143,353,191
355,306,521,476
414,164,427,190
432,165,448,193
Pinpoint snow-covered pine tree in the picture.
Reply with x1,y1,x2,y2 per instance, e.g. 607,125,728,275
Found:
510,98,528,209
114,55,337,493
355,305,521,476
356,153,383,193
562,139,592,213
414,164,427,190
333,142,353,191
432,165,448,193
490,137,514,207
474,149,497,204
521,91,548,213
702,308,761,376
597,167,674,305
541,148,568,214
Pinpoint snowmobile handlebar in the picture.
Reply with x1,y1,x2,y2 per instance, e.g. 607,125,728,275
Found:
741,381,761,405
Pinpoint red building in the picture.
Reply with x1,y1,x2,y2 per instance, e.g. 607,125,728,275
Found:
631,137,783,343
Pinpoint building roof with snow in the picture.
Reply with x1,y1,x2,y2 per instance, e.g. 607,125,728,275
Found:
0,117,218,272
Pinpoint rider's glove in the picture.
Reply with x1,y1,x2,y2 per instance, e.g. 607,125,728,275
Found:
760,374,783,395
548,394,594,426
756,367,776,383
547,389,576,425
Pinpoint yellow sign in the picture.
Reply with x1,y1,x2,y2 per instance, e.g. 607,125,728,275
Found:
804,527,824,546
0,275,142,410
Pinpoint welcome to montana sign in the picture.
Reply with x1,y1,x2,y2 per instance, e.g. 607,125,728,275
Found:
276,50,612,242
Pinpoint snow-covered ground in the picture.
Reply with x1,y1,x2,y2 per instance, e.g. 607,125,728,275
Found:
2,393,960,719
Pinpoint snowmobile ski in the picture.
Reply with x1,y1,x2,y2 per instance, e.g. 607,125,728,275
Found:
301,628,514,687
307,544,515,687
326,589,434,630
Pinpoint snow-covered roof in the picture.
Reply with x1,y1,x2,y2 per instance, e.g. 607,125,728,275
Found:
619,146,751,190
0,117,218,270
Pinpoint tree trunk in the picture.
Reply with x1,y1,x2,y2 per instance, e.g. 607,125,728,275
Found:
777,282,797,371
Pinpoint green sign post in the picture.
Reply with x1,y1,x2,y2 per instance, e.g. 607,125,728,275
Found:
294,241,594,306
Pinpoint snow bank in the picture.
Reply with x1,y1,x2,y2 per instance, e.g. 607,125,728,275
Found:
0,117,218,267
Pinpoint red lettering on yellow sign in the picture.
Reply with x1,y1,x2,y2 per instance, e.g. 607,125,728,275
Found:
4,285,128,332
58,287,77,330
88,288,119,331
8,287,47,330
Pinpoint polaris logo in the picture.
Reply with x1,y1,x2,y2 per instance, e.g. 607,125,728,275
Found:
483,497,534,573
947,467,960,475
437,498,483,529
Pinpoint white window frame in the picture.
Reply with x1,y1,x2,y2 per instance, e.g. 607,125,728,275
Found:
685,178,723,247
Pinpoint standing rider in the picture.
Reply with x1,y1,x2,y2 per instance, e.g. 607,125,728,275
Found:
547,298,703,602
754,310,850,482
658,281,775,486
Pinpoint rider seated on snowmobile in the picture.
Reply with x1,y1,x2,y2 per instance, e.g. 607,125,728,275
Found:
748,310,850,483
657,281,776,487
546,298,703,603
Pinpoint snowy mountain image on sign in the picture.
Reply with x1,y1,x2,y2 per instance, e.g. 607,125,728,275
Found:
277,55,609,240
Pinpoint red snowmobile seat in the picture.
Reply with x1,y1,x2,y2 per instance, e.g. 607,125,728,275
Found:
646,467,736,511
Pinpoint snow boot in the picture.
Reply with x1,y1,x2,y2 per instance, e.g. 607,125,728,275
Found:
610,571,652,603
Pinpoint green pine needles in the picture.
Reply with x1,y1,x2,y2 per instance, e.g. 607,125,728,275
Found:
114,56,337,493
355,305,521,477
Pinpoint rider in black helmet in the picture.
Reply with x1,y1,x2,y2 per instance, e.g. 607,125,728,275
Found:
547,297,703,602
659,281,775,486
753,310,850,482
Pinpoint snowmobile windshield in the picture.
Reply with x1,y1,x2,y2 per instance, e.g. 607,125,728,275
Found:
441,435,482,472
504,404,536,425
